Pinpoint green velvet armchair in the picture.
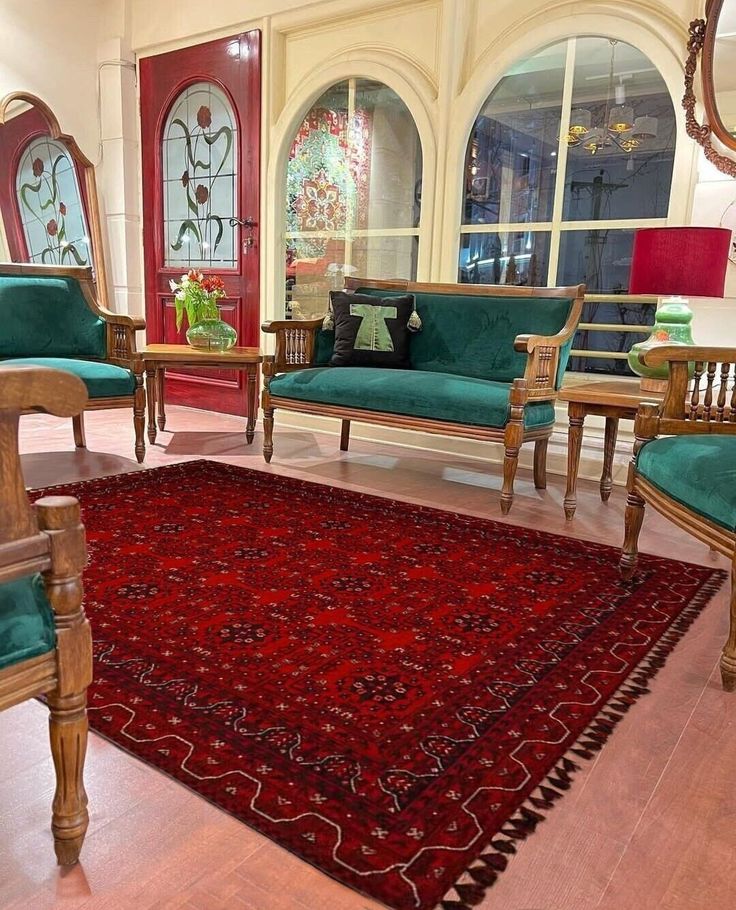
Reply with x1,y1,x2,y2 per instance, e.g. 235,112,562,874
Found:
0,366,93,863
620,345,736,691
0,262,146,462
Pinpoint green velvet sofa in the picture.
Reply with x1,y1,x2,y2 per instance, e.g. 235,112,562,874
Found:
620,344,736,692
262,278,585,513
0,262,146,461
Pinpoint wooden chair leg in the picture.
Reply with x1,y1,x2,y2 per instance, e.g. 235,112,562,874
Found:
72,413,86,449
620,486,646,580
263,407,274,463
340,419,350,452
133,372,146,464
533,438,548,490
720,552,736,693
35,495,92,865
500,446,519,515
48,690,90,864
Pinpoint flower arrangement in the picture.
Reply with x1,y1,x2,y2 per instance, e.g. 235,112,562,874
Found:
169,270,226,330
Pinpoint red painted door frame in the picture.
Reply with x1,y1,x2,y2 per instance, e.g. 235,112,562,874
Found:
139,31,261,415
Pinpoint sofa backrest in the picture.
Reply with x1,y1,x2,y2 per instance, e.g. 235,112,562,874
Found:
0,272,107,359
326,284,577,385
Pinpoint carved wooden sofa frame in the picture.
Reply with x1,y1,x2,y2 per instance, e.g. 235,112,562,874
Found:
0,262,146,462
262,278,585,513
0,366,92,863
620,346,736,691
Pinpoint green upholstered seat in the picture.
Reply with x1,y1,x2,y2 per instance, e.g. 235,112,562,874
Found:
637,436,736,531
0,275,107,359
0,575,56,671
0,358,135,398
269,367,555,429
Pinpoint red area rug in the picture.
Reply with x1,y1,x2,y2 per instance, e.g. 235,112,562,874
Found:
38,461,724,910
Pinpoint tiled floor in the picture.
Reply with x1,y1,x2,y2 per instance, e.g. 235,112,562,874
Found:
1,406,734,910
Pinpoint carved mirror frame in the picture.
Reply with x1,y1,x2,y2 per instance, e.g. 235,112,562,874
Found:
0,91,109,306
684,0,736,178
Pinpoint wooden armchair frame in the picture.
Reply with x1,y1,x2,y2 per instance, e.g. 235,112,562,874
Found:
1,262,147,462
0,366,92,863
262,278,584,513
620,346,736,690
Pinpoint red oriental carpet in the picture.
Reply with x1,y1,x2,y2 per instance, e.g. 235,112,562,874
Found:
38,461,724,910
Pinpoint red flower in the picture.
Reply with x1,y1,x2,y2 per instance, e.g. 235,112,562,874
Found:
181,170,189,187
32,158,44,177
186,269,204,283
195,184,209,205
46,219,58,237
196,106,212,129
202,275,225,293
59,202,67,216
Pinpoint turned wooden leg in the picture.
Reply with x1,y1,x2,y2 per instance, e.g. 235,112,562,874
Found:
500,446,519,515
600,417,619,502
620,487,646,580
133,370,146,463
246,368,258,445
533,437,548,490
72,413,86,449
145,367,157,444
564,403,585,520
263,407,274,463
156,368,166,432
340,419,351,452
35,496,92,865
48,690,89,865
720,552,736,693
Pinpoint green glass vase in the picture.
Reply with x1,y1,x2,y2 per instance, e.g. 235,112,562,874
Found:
186,318,237,352
627,296,694,382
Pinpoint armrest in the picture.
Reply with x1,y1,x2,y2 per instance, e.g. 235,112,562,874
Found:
1,366,88,416
513,287,585,401
262,318,324,373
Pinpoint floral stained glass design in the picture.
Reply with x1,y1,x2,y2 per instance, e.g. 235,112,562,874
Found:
16,137,90,265
163,82,238,268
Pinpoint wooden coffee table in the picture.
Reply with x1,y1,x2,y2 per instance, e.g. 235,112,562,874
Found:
141,344,263,445
558,379,663,520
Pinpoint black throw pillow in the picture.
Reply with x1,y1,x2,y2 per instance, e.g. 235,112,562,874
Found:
329,291,416,368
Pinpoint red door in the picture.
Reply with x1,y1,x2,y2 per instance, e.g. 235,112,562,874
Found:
140,32,260,415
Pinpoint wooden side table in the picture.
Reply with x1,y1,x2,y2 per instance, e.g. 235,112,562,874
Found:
558,379,663,520
141,344,263,445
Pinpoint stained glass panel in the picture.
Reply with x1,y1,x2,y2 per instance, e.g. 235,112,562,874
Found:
163,81,238,268
285,79,422,319
16,137,90,265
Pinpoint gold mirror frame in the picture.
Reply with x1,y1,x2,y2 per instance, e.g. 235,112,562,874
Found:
0,91,109,306
684,1,736,178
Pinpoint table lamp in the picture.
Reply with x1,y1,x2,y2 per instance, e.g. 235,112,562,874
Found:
627,226,731,391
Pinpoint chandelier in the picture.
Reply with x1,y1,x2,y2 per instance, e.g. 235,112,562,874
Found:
563,40,658,155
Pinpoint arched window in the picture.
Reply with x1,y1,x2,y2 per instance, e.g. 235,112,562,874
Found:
460,37,676,374
162,81,238,269
285,79,422,319
16,136,90,265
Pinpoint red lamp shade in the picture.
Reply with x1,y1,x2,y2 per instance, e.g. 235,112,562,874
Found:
628,226,731,298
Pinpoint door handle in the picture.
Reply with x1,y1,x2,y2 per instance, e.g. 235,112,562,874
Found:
228,217,258,253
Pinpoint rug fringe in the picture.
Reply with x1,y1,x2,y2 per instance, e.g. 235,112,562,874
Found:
439,570,725,910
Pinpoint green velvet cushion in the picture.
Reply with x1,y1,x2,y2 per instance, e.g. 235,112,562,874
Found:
352,287,574,385
0,274,107,359
637,436,736,531
0,575,56,671
269,367,554,429
0,357,135,398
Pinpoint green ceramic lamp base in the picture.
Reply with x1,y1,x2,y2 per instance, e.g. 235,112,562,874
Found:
627,295,695,381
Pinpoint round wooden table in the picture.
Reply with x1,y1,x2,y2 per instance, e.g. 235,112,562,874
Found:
141,344,263,445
